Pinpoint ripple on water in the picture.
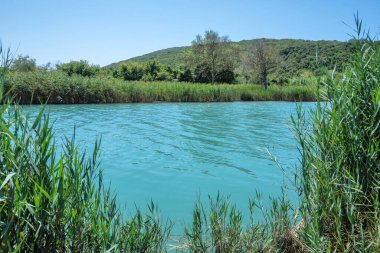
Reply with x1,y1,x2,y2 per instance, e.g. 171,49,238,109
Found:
22,102,315,233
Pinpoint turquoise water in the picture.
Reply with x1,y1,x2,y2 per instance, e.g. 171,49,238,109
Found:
23,102,313,234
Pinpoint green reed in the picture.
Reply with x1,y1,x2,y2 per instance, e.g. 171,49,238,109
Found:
4,71,317,104
291,15,380,252
0,100,173,252
1,15,379,253
1,44,173,252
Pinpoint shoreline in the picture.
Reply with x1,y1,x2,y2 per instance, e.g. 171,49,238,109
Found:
15,98,318,105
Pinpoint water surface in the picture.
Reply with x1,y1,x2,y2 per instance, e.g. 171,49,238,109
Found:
23,102,314,234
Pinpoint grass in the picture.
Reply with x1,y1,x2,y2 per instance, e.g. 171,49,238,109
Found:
1,16,379,252
1,44,173,252
4,71,317,104
290,18,380,252
0,100,174,252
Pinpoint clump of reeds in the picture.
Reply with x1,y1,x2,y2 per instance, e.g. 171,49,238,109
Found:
2,14,378,252
1,44,172,252
291,15,380,252
180,193,277,252
4,71,318,104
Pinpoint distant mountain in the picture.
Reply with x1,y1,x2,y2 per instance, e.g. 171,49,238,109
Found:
108,38,357,76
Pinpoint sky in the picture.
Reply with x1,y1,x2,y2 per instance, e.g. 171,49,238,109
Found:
1,0,379,66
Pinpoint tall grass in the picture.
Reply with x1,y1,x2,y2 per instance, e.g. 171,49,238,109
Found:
1,45,173,252
1,16,379,253
4,71,317,104
0,42,13,100
291,17,380,252
0,101,174,252
180,16,380,252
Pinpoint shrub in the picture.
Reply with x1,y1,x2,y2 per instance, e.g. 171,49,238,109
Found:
57,60,99,77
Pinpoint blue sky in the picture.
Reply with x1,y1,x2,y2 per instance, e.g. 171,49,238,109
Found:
1,0,379,66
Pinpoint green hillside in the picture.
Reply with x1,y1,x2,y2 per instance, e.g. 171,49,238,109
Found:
109,46,189,68
109,38,356,76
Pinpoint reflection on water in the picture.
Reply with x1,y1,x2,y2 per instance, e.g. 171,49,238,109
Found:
22,102,314,233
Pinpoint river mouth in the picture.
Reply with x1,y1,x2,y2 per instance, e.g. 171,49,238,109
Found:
22,101,315,234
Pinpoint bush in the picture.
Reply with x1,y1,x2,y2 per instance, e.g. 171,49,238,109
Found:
178,67,193,82
57,60,99,77
118,62,144,81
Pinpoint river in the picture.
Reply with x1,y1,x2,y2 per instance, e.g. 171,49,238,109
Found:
22,101,314,234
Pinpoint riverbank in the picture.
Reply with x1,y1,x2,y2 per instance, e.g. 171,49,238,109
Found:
5,71,317,104
2,28,379,252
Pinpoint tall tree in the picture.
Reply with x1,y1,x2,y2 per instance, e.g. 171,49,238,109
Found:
187,30,237,84
249,41,275,89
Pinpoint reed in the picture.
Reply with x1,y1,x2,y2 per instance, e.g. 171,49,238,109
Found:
1,44,173,252
291,15,380,252
1,15,379,253
4,71,317,104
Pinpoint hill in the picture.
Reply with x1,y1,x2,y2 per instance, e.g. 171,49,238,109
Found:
108,38,356,77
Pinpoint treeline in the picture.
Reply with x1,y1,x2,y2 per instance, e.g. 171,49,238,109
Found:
5,53,318,104
115,37,367,82
9,53,236,85
9,31,360,88
8,53,233,84
3,31,336,104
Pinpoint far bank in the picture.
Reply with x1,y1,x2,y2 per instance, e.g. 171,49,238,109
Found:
5,71,318,104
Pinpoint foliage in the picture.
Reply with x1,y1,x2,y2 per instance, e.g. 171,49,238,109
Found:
247,41,276,89
117,62,145,81
185,194,240,252
178,66,193,82
118,202,173,252
292,16,380,252
2,15,379,253
57,60,100,77
112,61,185,82
109,46,186,68
11,55,37,72
109,38,365,80
143,61,160,81
186,30,237,84
4,71,317,104
0,102,172,251
0,42,13,100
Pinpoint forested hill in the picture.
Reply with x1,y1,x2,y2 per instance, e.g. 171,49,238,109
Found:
109,38,356,76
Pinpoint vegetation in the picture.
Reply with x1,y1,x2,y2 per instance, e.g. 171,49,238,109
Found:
110,38,362,82
177,16,380,252
0,101,173,251
185,30,238,84
4,70,317,104
4,32,358,102
56,60,100,77
1,16,379,253
11,55,37,72
291,18,380,251
246,41,276,89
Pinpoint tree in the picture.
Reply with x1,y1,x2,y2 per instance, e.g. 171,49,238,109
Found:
178,67,193,82
118,62,144,81
12,55,37,72
187,30,237,84
143,61,160,81
57,60,99,77
249,41,275,89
